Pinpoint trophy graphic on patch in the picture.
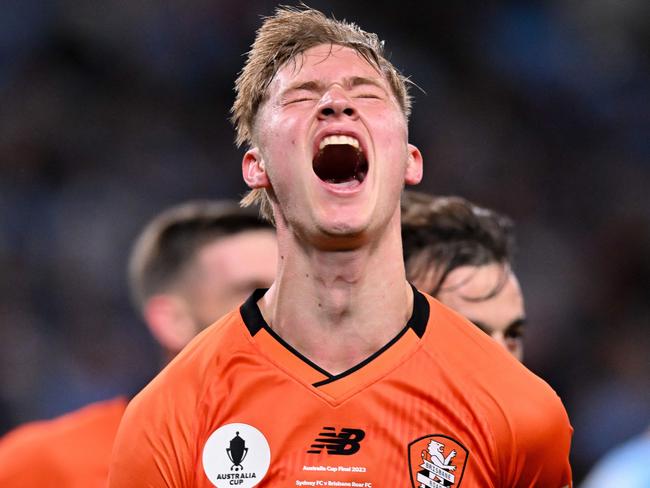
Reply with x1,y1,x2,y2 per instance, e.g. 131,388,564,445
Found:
226,431,249,471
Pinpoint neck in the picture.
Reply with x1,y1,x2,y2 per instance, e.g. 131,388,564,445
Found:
259,215,413,375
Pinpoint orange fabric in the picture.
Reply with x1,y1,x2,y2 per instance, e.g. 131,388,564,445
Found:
109,290,572,487
0,396,127,488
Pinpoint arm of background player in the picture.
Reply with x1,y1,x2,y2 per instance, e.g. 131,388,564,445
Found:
0,425,61,486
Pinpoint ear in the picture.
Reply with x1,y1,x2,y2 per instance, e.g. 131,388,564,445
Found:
404,143,423,186
142,295,196,354
242,147,271,189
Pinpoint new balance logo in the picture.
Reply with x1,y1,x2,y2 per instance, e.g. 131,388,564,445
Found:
307,427,366,455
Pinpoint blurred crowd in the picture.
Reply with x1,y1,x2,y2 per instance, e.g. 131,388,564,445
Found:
1,1,648,483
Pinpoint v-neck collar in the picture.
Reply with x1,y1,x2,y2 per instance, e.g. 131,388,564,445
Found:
239,285,430,405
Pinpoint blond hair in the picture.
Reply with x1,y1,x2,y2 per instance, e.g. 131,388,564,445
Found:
232,5,413,221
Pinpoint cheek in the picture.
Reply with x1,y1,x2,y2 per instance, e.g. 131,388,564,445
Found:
370,107,408,136
257,107,289,145
374,121,409,163
260,115,306,162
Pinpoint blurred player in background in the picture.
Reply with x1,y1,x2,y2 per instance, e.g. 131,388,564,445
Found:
0,200,277,487
109,6,572,487
580,427,650,487
401,190,525,361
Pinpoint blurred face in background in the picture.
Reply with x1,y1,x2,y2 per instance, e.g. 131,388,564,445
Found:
144,228,277,358
416,263,525,361
182,229,277,333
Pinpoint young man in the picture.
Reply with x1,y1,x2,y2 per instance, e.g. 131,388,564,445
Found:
109,7,572,487
0,200,277,487
401,190,525,361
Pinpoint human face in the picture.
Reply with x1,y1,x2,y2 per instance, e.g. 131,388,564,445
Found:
183,229,277,333
244,44,422,249
434,264,525,361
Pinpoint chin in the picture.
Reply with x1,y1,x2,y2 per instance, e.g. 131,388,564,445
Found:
317,209,368,233
326,223,363,237
311,218,369,250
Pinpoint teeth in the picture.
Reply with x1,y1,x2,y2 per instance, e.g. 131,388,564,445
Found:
319,135,360,150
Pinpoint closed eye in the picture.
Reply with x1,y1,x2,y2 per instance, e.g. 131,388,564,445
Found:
284,97,317,105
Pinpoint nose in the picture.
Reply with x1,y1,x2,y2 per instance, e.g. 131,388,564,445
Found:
317,87,358,120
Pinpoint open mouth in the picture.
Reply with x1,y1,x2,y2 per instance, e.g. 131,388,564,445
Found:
312,135,368,186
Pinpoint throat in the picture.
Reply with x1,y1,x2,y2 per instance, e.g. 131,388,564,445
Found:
261,227,413,375
301,332,381,376
262,277,414,375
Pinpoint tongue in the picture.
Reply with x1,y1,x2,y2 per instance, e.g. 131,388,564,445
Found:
313,144,362,183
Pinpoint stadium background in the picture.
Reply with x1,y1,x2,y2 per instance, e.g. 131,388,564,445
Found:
1,1,648,483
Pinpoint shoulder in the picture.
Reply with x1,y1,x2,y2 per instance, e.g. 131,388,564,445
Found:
422,293,567,416
109,307,250,486
0,397,126,484
119,307,248,422
135,307,248,406
0,396,126,451
420,293,573,484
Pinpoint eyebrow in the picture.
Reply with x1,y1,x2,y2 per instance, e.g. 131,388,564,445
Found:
283,80,323,95
281,76,386,97
347,76,385,90
471,317,527,335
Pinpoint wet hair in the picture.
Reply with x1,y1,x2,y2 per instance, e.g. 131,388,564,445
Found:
232,5,412,221
401,190,515,299
128,200,273,312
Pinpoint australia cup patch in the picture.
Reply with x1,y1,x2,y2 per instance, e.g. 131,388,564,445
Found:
202,423,271,487
408,434,468,487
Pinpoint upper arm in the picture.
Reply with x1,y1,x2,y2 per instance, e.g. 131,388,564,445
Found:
0,431,56,486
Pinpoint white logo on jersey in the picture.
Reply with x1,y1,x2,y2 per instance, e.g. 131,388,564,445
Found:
202,423,271,487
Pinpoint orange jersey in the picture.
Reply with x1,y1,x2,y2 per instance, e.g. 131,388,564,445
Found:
109,289,572,487
0,396,126,487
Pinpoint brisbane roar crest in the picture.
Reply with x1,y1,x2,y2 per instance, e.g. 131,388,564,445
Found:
408,434,469,487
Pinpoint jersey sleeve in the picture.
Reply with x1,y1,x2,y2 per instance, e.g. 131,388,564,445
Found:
0,397,126,487
0,426,56,486
108,365,198,487
502,380,573,488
